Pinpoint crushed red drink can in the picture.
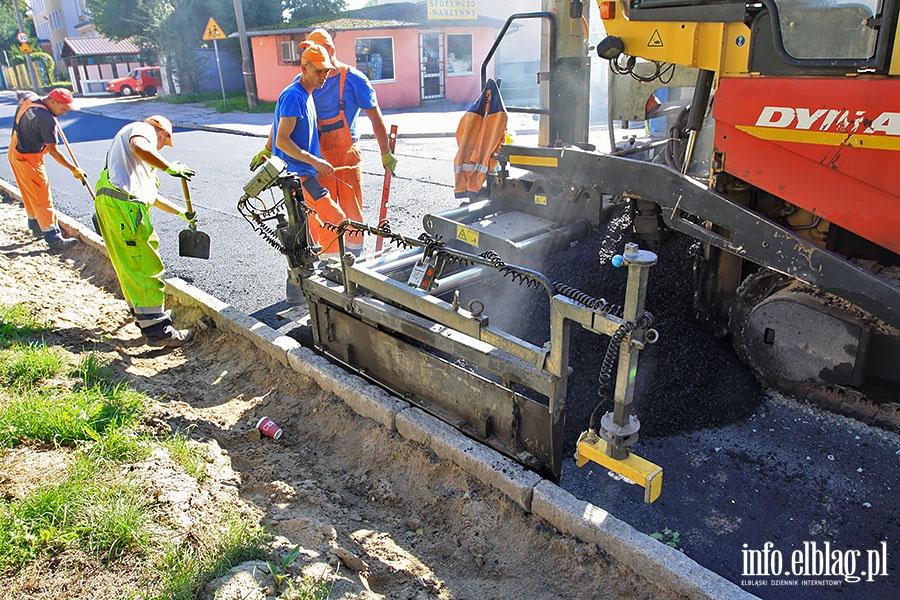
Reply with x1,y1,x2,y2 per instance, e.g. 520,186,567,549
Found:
256,416,283,439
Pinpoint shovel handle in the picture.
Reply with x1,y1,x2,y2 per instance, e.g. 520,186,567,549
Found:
57,125,95,200
180,178,194,215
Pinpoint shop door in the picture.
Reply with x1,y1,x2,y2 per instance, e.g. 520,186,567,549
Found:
419,32,444,101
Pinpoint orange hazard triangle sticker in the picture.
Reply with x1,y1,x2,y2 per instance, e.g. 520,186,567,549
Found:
648,29,664,47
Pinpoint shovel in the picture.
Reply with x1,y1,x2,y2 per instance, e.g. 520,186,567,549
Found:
178,178,210,259
57,125,103,236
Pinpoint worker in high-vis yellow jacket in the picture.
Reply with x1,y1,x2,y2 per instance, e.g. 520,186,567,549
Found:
93,115,197,348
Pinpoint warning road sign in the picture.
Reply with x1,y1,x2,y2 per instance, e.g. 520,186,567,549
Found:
202,18,227,41
20,43,32,53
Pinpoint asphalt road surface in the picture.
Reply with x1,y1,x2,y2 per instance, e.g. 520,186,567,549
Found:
1,98,897,599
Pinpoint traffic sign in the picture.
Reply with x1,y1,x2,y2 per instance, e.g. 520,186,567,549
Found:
202,18,227,41
16,32,28,43
20,43,32,53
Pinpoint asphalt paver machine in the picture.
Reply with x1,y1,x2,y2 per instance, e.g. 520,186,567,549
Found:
240,0,900,502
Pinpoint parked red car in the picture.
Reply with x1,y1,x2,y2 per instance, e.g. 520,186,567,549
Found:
106,67,162,97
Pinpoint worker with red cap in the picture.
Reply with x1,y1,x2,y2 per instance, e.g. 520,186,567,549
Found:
93,115,197,347
261,43,351,256
7,87,85,252
251,28,397,256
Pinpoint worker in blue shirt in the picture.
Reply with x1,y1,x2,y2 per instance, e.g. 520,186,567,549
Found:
264,43,348,255
252,28,396,255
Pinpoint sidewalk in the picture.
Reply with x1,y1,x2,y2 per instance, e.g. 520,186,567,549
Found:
66,93,541,140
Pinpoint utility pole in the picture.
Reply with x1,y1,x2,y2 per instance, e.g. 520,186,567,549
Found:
233,0,258,109
11,0,40,92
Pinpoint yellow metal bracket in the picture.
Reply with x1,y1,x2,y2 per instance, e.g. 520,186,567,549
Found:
575,431,663,503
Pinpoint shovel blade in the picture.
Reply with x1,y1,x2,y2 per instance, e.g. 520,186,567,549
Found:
179,228,210,260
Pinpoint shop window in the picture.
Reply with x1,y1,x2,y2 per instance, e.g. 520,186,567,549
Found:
447,33,473,75
355,37,395,81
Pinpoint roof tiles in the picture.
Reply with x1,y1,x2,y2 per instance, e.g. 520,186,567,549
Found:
63,36,140,57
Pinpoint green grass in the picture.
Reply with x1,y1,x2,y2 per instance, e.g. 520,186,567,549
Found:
71,351,114,388
0,343,68,389
0,458,154,569
146,512,268,600
0,304,277,594
0,303,50,343
283,575,332,600
161,430,209,482
156,90,276,114
0,383,147,455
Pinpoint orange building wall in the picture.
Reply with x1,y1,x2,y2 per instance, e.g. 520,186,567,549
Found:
250,26,496,109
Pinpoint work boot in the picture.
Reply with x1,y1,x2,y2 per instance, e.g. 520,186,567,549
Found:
27,218,42,238
145,326,194,348
43,229,77,253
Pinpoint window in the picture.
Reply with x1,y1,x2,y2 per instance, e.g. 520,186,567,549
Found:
281,40,299,64
355,37,395,81
777,0,878,60
447,34,473,75
50,10,63,31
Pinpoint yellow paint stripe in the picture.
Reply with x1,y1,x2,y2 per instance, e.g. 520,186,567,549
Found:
736,125,900,151
509,155,559,168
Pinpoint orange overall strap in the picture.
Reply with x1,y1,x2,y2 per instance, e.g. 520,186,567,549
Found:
316,66,363,251
11,98,52,157
317,67,352,155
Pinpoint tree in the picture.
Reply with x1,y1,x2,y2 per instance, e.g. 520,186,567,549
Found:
87,0,282,93
0,0,38,60
282,0,346,22
86,0,171,46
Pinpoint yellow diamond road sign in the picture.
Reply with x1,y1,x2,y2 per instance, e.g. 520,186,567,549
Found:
203,18,227,41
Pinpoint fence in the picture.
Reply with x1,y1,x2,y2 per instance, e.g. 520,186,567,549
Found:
1,59,54,91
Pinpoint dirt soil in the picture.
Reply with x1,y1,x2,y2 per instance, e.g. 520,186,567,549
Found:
0,202,690,599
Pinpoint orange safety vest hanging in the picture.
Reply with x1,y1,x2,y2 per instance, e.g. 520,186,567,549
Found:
454,78,508,199
8,98,57,229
